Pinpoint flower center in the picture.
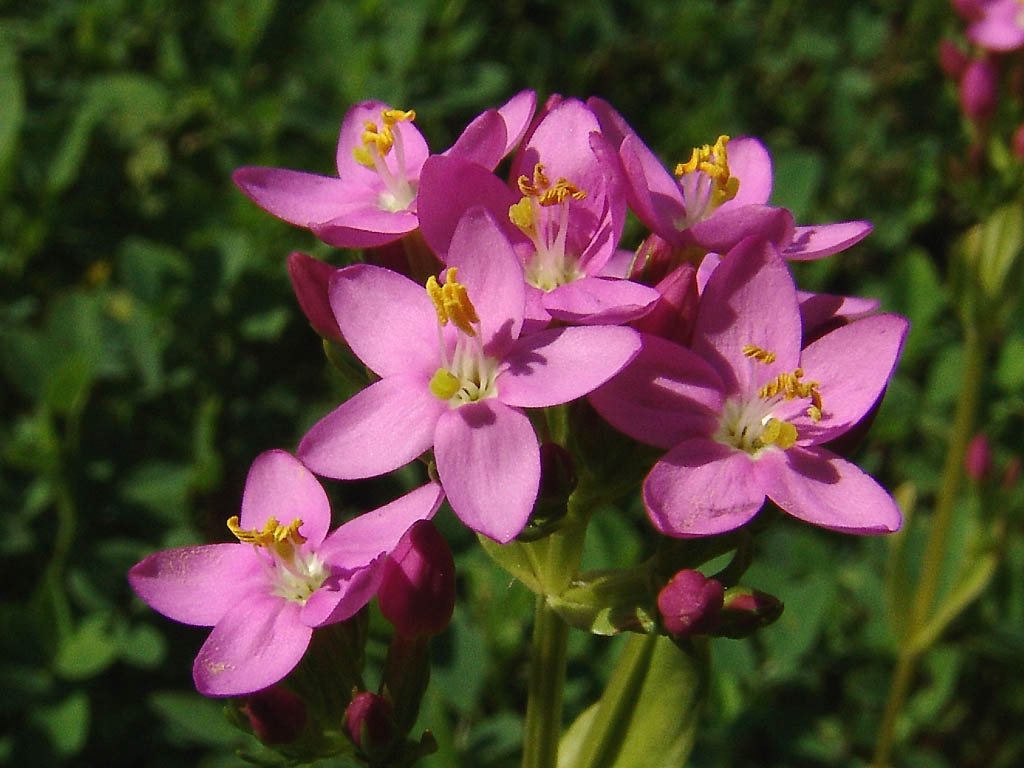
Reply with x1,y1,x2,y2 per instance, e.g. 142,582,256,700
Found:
351,108,418,212
509,163,587,291
425,268,500,406
672,135,740,231
228,515,329,604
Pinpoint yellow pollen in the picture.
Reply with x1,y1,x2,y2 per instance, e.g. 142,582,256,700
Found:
518,163,551,197
742,344,777,364
227,515,306,548
425,267,479,336
509,197,536,236
351,108,416,168
516,163,586,206
430,368,461,400
382,108,416,125
674,134,740,208
759,418,798,449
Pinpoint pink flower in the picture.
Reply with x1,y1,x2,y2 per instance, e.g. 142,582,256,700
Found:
232,93,536,248
128,450,444,696
297,208,642,542
589,238,907,537
966,0,1024,52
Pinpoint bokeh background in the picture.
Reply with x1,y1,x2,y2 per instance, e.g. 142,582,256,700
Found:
2,1,1023,766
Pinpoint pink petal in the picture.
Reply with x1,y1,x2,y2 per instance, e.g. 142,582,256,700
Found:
298,374,446,480
444,109,508,170
543,276,661,325
588,333,724,450
434,401,539,543
644,440,768,537
193,595,311,697
240,450,332,546
497,90,538,155
692,237,802,394
335,101,428,181
798,291,880,342
313,207,419,249
716,136,773,209
287,252,342,342
967,0,1024,51
619,134,687,245
232,167,362,227
782,221,873,261
300,559,386,627
498,326,641,408
632,263,700,346
586,96,636,150
688,204,795,253
762,446,902,534
129,543,263,627
695,252,721,295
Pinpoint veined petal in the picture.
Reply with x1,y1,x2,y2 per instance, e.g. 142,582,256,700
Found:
298,374,446,480
782,221,873,261
240,450,332,546
644,439,767,537
692,237,801,394
589,334,724,450
498,326,641,408
313,207,419,249
232,168,360,227
715,137,773,210
193,595,311,697
763,445,902,534
128,543,263,627
434,401,539,543
543,276,661,325
330,264,439,378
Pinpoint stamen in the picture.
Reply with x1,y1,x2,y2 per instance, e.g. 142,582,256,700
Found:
351,108,416,168
509,197,536,237
759,418,798,449
758,368,821,404
742,344,777,364
430,369,461,400
425,267,479,336
674,134,740,209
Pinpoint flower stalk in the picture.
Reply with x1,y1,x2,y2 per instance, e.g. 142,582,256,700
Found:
522,595,570,768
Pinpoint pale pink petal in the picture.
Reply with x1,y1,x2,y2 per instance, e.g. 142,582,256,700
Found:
782,221,873,261
967,0,1024,51
336,100,397,181
716,137,773,209
232,168,362,227
695,252,721,295
588,334,724,450
193,595,311,697
330,264,439,378
434,401,539,543
313,207,419,249
543,276,661,325
798,291,880,342
763,446,902,533
688,204,794,253
298,374,446,480
512,99,605,202
288,252,342,342
586,96,636,150
692,238,801,394
644,440,768,537
498,326,641,408
300,558,386,627
497,90,538,154
619,134,687,245
129,543,263,627
444,109,508,170
240,450,332,546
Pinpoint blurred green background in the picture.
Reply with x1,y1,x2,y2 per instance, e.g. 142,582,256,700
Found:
2,0,1023,766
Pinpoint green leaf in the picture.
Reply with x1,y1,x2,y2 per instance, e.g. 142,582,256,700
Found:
54,613,121,680
30,691,90,757
149,691,241,747
208,0,278,53
118,623,168,670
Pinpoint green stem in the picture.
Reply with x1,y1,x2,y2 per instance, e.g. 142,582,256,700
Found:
872,329,985,767
522,596,570,768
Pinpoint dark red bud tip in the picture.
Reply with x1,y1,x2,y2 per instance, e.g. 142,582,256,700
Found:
1012,124,1024,160
939,39,969,81
345,691,395,752
378,520,455,639
287,252,343,342
1002,456,1022,490
965,432,992,480
241,685,307,745
714,586,784,639
657,569,725,637
960,56,999,122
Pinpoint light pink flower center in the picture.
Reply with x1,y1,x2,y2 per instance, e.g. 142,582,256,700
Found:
228,515,329,604
351,109,418,213
672,135,740,231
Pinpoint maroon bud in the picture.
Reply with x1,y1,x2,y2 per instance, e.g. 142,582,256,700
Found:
241,685,307,745
657,569,724,637
378,520,455,638
939,38,969,80
951,0,984,20
344,691,395,753
960,55,1000,122
632,262,699,346
1012,124,1024,159
714,586,784,639
287,252,342,342
1002,456,1022,490
965,432,992,480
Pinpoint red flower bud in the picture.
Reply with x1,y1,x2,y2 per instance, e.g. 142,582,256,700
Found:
939,38,969,80
241,685,307,745
657,569,724,636
951,0,985,20
344,691,395,753
960,56,1000,122
714,586,784,639
1002,456,1022,490
1012,124,1024,159
965,432,992,480
378,520,455,638
287,252,343,342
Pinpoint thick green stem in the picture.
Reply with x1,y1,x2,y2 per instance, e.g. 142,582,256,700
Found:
872,329,985,767
522,596,570,768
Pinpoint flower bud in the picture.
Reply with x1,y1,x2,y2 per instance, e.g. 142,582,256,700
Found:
939,38,969,81
344,691,395,753
1012,124,1024,159
1002,456,1021,490
714,586,784,639
656,569,724,637
965,432,992,480
287,252,343,342
960,56,999,122
951,0,984,20
241,685,307,745
632,262,699,346
378,520,455,638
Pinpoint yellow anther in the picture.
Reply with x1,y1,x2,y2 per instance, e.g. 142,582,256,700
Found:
351,108,414,168
742,344,777,364
429,368,461,400
425,267,479,336
227,515,306,549
509,197,536,236
538,179,587,207
760,418,798,449
758,369,823,419
382,108,416,125
518,163,551,197
674,134,740,208
806,405,822,423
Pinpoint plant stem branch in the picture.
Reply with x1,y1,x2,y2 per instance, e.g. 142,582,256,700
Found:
522,596,570,768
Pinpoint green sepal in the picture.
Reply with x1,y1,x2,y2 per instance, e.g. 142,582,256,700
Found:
547,565,657,636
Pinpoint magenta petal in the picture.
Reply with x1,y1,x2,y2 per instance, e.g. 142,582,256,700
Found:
543,276,661,325
240,450,332,546
313,207,419,249
692,237,801,394
193,596,311,697
688,204,795,253
798,291,880,341
967,1,1024,51
497,90,538,155
782,221,873,261
336,100,397,181
586,96,636,150
445,109,508,170
288,252,343,342
498,326,641,408
434,401,539,543
129,543,263,626
717,137,773,209
644,440,767,537
298,374,446,480
588,333,724,450
763,446,901,534
232,168,358,227
516,99,606,205
330,264,438,378
631,264,700,346
300,559,386,627
619,134,687,245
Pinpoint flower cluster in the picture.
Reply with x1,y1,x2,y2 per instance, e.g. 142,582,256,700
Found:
130,92,907,714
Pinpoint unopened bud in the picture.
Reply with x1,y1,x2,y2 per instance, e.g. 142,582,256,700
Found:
241,685,307,745
714,586,784,639
378,521,455,639
1012,124,1024,160
344,691,395,754
1002,456,1022,490
632,262,699,346
960,56,999,122
965,432,992,480
657,569,724,637
951,0,984,20
939,38,969,81
287,252,343,342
